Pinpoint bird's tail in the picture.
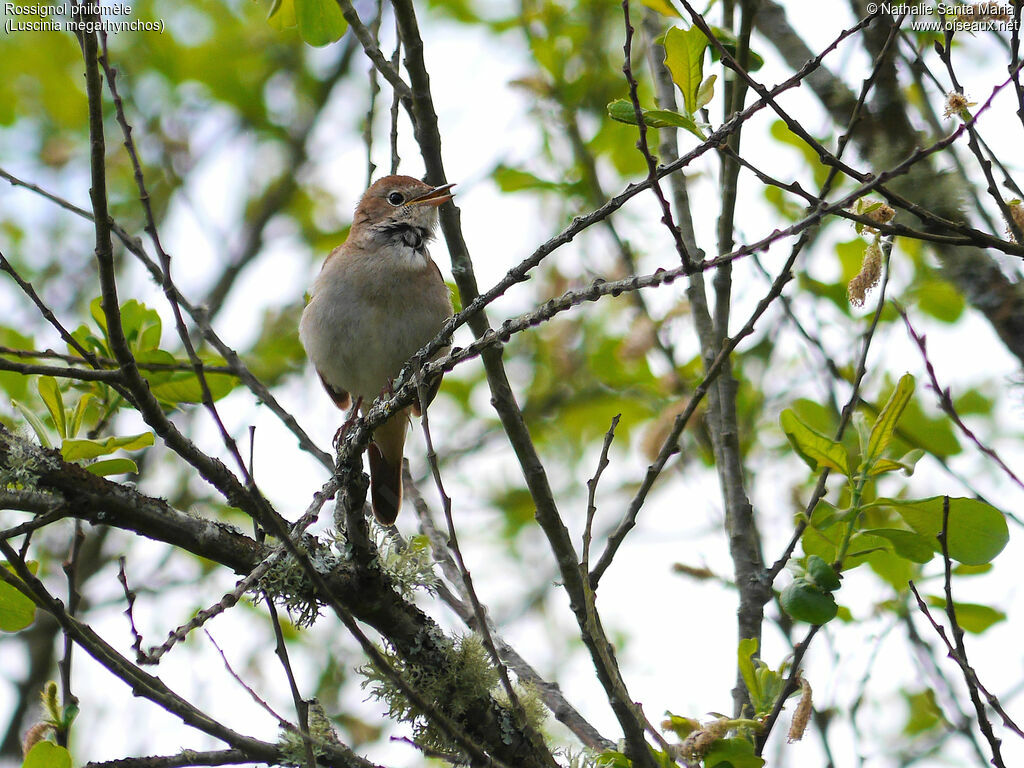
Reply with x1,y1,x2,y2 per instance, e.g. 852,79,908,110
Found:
368,413,406,525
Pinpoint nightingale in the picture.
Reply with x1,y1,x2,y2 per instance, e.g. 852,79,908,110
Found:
299,175,455,524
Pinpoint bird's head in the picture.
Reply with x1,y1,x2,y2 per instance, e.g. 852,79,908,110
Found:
354,175,455,235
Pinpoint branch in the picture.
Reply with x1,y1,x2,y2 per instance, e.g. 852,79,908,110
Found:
0,354,123,383
755,0,1024,366
81,751,263,768
621,0,694,270
390,3,666,762
0,541,370,768
757,242,895,752
333,0,412,102
98,35,269,511
78,25,289,535
908,498,1023,762
0,422,537,766
899,308,1024,494
405,471,615,752
412,364,557,768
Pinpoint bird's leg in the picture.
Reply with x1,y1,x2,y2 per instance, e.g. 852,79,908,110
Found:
333,396,364,450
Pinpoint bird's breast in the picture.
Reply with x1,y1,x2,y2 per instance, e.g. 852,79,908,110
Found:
299,248,453,399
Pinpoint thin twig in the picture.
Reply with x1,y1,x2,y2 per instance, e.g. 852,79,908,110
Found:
0,506,68,538
203,630,292,728
98,35,267,507
909,496,1023,760
364,0,383,187
757,243,895,751
582,415,620,570
117,557,146,663
56,520,85,748
934,33,1024,244
333,0,413,102
899,308,1024,494
405,471,614,751
413,362,557,768
264,595,315,768
621,0,693,270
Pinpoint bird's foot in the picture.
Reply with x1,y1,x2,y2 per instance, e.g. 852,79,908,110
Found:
333,396,364,451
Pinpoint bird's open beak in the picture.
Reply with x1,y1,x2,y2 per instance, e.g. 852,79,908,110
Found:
406,182,456,207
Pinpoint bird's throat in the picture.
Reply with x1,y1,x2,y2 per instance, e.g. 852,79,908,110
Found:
380,223,430,256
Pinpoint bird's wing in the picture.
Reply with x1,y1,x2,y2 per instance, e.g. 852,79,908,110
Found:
317,370,351,410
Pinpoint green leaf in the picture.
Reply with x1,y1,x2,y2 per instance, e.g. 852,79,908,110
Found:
841,532,891,570
867,448,924,477
705,737,765,768
22,741,71,768
68,393,94,439
871,497,1008,565
694,74,716,111
903,689,946,735
863,529,935,563
61,432,154,461
806,554,841,591
837,238,869,284
85,297,163,356
780,578,838,625
1,562,37,632
135,350,177,386
867,548,917,591
867,458,907,476
37,377,66,439
295,0,348,47
737,638,760,703
663,25,708,116
924,597,1006,634
953,563,992,576
707,26,765,71
752,664,786,716
86,458,139,477
770,120,831,187
913,278,965,323
149,365,236,405
11,400,53,448
606,99,705,138
891,398,961,458
780,409,849,475
953,389,993,416
807,499,842,530
268,0,297,29
120,300,162,353
61,702,79,729
662,713,700,739
492,164,570,194
0,327,34,401
866,373,915,464
595,751,631,768
640,0,682,16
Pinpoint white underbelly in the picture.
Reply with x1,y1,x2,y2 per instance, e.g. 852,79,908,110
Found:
299,273,448,400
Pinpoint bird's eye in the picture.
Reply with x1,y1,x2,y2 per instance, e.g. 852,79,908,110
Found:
386,191,405,206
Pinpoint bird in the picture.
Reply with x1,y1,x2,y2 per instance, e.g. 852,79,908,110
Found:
299,175,455,524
